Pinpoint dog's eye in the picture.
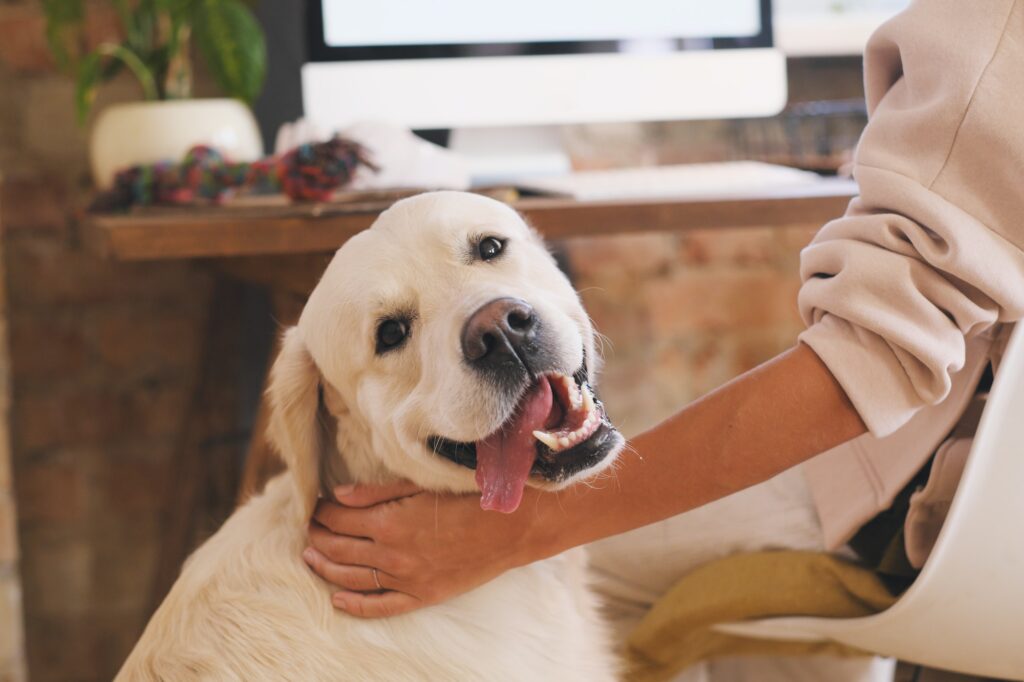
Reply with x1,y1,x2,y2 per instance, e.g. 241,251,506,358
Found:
478,236,505,261
376,319,409,353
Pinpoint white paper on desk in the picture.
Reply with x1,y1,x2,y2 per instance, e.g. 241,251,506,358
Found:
274,119,471,191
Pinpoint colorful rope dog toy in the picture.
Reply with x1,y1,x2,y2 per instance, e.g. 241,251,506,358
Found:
91,136,375,211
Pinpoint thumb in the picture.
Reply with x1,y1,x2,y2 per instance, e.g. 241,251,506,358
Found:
333,480,422,507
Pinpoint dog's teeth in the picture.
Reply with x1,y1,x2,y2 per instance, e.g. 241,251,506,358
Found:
582,387,595,414
533,431,561,451
568,416,598,444
561,374,582,409
533,390,603,454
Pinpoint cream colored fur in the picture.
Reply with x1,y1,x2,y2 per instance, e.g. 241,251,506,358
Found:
116,192,620,681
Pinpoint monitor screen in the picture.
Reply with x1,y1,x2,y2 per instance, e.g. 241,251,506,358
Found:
320,0,762,48
308,0,771,61
302,0,783,137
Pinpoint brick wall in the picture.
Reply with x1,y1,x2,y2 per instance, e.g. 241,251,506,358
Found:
0,3,225,680
0,190,25,682
564,225,819,438
3,189,216,681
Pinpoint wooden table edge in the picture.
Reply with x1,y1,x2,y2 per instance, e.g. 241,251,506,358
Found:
81,182,858,262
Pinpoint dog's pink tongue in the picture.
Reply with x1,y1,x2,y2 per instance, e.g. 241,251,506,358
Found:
475,377,552,513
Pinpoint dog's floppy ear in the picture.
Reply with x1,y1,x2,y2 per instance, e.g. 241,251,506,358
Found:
267,327,331,520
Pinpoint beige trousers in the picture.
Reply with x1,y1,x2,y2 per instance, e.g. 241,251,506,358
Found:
587,465,897,682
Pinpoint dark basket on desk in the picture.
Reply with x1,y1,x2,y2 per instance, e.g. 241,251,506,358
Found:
731,98,868,175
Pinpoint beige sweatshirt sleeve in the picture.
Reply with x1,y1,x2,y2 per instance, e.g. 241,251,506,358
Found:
798,0,1024,437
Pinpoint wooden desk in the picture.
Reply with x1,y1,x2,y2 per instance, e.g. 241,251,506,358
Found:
81,181,858,610
83,181,857,261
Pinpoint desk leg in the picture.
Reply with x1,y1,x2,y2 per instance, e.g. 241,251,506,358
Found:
236,292,305,506
148,279,248,613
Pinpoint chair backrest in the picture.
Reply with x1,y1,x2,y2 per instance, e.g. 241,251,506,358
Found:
717,324,1024,679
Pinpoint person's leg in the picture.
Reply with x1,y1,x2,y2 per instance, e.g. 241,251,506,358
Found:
587,464,893,682
588,464,826,641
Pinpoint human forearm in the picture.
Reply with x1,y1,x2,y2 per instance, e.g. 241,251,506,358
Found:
305,343,866,618
518,343,866,563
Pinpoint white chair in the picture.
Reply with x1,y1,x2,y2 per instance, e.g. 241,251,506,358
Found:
716,323,1024,680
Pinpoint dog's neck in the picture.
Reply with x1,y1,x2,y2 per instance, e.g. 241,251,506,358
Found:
316,396,356,495
317,451,350,499
316,396,399,496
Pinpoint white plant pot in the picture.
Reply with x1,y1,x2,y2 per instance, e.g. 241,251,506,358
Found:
90,99,264,190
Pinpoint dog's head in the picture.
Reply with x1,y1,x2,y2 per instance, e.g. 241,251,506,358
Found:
268,191,623,518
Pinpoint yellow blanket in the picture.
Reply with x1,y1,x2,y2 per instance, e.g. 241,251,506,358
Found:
625,551,899,682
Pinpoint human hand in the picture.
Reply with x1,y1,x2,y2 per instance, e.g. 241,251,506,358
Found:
303,481,548,618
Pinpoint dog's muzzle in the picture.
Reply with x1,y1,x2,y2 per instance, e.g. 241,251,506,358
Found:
427,356,623,514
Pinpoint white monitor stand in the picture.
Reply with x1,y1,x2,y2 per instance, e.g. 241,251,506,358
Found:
448,126,571,185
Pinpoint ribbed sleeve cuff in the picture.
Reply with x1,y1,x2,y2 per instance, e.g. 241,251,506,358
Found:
799,314,922,438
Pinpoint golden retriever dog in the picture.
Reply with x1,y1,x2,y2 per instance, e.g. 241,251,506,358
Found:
117,191,624,681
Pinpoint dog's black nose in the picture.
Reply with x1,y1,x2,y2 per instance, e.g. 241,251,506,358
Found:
461,297,539,371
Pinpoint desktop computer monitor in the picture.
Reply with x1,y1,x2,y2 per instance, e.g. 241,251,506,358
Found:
302,0,786,182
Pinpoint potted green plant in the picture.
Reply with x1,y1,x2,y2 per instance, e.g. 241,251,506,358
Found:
44,0,268,189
